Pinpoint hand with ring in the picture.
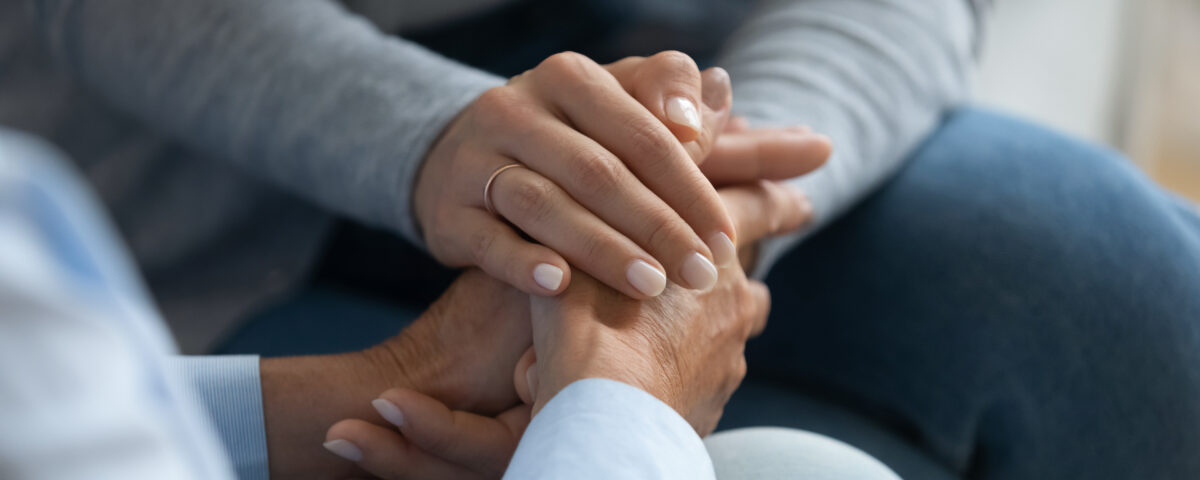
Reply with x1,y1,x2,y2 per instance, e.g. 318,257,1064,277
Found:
414,51,831,298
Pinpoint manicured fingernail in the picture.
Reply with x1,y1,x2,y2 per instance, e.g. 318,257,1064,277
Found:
372,398,405,427
532,263,564,292
707,232,737,267
626,260,667,297
791,188,813,224
666,97,702,134
681,252,718,291
323,439,363,461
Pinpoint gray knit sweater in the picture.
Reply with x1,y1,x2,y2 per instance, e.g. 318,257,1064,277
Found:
2,0,981,352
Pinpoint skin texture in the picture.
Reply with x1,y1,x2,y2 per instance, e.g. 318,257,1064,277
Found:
260,50,831,479
320,178,818,480
412,51,829,299
261,146,825,478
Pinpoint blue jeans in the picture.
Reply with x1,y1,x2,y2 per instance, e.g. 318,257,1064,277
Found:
219,109,1200,479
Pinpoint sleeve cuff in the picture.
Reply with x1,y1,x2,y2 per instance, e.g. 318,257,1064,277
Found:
504,378,715,479
167,355,268,480
390,72,503,249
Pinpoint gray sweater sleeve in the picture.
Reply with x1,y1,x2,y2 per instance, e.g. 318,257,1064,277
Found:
716,0,980,275
28,0,505,246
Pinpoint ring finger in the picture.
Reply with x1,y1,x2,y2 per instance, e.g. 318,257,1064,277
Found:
500,117,721,291
490,165,670,299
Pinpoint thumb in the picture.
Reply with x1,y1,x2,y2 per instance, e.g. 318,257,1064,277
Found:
682,66,734,165
371,388,531,473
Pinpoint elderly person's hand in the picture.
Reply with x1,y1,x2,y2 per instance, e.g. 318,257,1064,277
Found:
414,51,829,299
322,178,814,479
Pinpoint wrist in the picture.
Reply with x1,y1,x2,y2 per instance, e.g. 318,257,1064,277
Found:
360,309,487,412
533,324,679,417
260,352,412,478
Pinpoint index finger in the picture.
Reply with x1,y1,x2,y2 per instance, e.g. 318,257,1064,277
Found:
718,181,813,248
701,129,832,187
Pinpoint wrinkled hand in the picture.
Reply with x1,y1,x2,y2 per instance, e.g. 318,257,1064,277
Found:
520,180,813,435
414,50,830,299
360,269,533,415
324,179,816,479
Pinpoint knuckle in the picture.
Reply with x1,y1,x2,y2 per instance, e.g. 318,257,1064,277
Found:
504,249,533,288
469,226,499,266
508,177,557,223
472,86,526,128
733,356,748,383
539,51,595,82
625,119,677,167
569,149,622,197
735,285,759,325
577,230,614,264
645,215,691,252
650,50,699,75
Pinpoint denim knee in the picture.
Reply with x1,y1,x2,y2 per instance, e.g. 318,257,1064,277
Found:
753,108,1200,478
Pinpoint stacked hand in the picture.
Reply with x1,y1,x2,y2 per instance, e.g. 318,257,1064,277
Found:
324,178,814,479
261,50,830,479
414,51,829,298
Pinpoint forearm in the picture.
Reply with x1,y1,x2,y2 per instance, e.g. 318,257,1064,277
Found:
260,353,403,479
717,0,979,272
27,0,503,245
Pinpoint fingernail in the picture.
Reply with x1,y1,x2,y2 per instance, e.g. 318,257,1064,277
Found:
666,97,702,134
680,252,718,291
791,188,813,223
707,232,737,267
323,439,363,461
532,263,564,291
371,398,405,427
626,260,667,297
792,188,811,212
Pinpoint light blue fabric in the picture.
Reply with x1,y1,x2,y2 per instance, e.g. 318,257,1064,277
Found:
506,378,715,479
167,356,269,480
0,130,236,479
5,127,897,480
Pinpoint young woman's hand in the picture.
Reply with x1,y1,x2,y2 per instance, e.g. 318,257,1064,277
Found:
413,51,830,299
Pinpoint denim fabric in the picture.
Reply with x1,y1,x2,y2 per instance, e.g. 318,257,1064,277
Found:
723,108,1200,479
221,108,1200,479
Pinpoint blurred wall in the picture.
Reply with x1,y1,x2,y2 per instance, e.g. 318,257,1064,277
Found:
974,0,1129,147
974,0,1200,202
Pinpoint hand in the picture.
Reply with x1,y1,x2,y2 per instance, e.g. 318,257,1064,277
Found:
266,124,828,478
414,50,830,299
258,270,532,478
521,180,812,435
320,179,816,480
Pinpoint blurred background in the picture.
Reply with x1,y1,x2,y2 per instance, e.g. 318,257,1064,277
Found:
976,0,1200,201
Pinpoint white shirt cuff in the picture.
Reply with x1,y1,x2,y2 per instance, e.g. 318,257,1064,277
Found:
505,378,715,479
167,355,268,480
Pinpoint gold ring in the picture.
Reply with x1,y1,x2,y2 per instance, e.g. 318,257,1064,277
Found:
483,163,525,216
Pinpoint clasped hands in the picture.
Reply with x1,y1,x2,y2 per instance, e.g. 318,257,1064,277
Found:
263,51,830,479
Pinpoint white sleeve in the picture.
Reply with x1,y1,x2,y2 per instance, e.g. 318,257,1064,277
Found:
504,378,715,480
0,131,235,480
